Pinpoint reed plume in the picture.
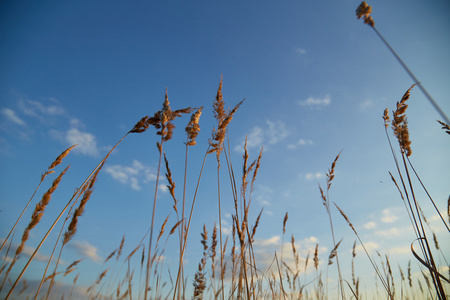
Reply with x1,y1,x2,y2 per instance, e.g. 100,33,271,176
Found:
186,106,203,146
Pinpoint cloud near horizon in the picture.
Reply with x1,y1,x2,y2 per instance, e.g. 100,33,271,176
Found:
251,235,324,274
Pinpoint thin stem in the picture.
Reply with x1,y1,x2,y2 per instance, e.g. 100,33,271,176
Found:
406,156,450,233
173,146,210,299
144,139,164,300
372,26,449,124
216,164,225,300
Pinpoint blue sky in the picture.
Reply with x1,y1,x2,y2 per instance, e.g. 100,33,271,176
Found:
1,0,449,298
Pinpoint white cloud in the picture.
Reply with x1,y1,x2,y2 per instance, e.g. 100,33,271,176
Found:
355,241,379,254
105,160,158,191
19,98,64,121
254,185,274,207
234,120,288,152
266,120,288,145
375,226,412,237
0,239,52,262
287,139,313,149
66,128,101,156
21,245,51,262
381,208,398,223
69,240,102,263
1,108,26,126
221,219,232,235
364,221,376,229
246,126,264,149
295,48,307,55
359,99,374,110
158,184,168,193
253,235,280,246
386,246,410,255
305,172,323,180
298,95,331,108
69,118,84,128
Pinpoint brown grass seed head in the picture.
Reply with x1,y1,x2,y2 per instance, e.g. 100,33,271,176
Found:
356,1,374,27
392,84,415,156
186,106,203,146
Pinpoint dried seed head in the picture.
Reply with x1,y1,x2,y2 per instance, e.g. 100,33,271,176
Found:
149,90,192,142
208,76,245,160
129,116,150,133
42,145,77,180
314,244,319,270
383,108,390,128
392,84,415,157
437,120,450,135
356,2,375,27
328,239,342,265
186,106,203,146
283,212,288,234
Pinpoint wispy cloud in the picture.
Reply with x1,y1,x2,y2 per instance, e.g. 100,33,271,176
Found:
235,120,288,152
105,159,158,190
18,97,65,123
363,221,376,229
385,246,409,255
1,108,26,126
381,208,398,223
295,48,307,55
359,99,374,110
221,219,232,235
253,235,280,247
298,95,331,108
65,128,102,156
254,185,274,207
0,239,52,262
305,172,324,180
69,240,102,263
287,138,313,149
50,117,107,157
266,120,288,144
355,241,379,254
375,226,412,237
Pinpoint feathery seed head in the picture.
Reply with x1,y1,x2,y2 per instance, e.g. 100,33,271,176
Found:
356,2,375,27
186,106,203,146
392,84,415,156
383,108,390,128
